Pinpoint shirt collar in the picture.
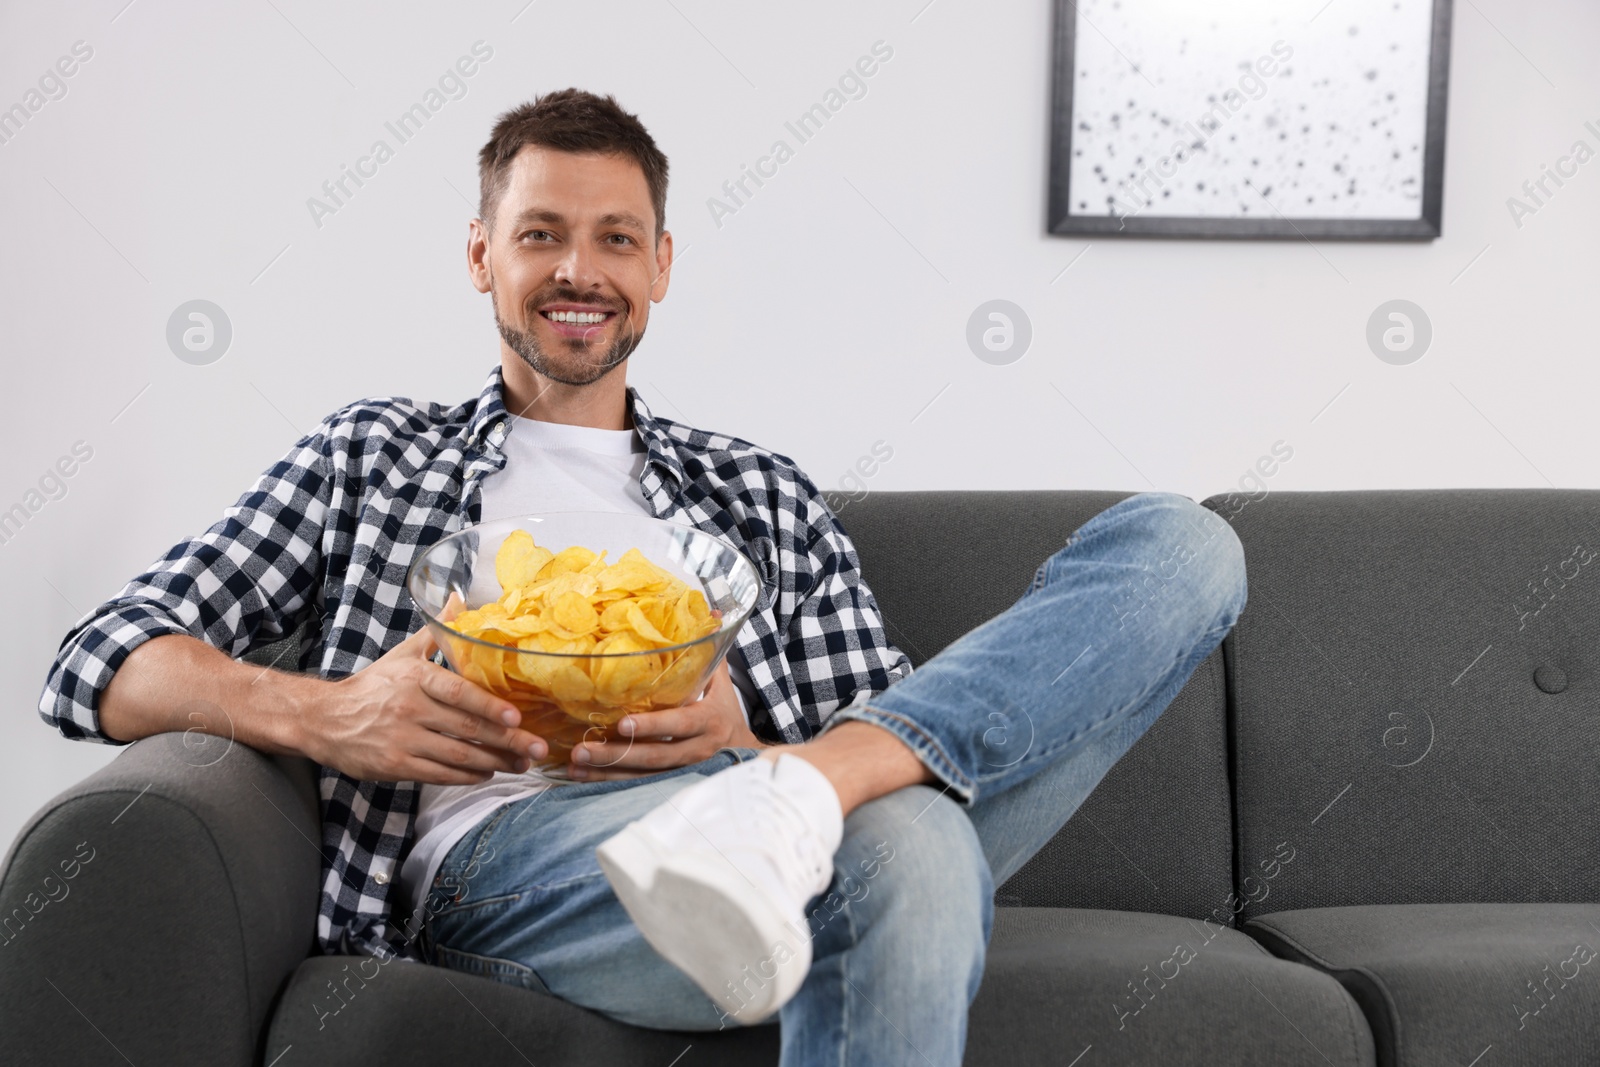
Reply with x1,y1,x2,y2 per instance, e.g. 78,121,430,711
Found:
463,366,510,451
464,365,688,492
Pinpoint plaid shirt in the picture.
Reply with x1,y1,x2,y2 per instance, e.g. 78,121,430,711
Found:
39,366,913,959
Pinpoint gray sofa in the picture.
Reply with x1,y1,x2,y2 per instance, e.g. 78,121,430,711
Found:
4,488,1598,1065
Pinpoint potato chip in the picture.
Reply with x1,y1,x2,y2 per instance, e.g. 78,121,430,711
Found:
548,545,600,577
457,640,509,692
672,590,708,640
598,598,636,633
599,560,668,594
622,600,671,645
495,530,556,590
550,591,600,635
653,643,714,705
524,631,586,655
510,637,557,688
485,614,539,637
549,662,596,703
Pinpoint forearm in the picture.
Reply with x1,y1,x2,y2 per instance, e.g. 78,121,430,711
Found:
98,633,318,757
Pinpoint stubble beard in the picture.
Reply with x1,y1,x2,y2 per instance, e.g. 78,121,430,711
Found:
492,283,645,388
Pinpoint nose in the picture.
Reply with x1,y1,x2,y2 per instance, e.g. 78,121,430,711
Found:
552,239,602,293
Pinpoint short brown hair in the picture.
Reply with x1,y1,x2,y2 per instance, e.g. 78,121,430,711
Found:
477,88,669,241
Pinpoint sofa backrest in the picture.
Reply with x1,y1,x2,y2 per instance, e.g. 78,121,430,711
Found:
1224,489,1600,920
841,490,1237,922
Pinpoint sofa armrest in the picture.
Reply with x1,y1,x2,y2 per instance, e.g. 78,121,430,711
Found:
0,732,320,1065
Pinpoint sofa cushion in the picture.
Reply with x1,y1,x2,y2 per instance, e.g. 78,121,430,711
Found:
971,908,1374,1066
265,950,778,1065
1221,490,1600,920
843,490,1236,921
1247,904,1600,1067
265,907,1375,1066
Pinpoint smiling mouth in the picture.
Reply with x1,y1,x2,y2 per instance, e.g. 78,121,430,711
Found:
541,308,616,326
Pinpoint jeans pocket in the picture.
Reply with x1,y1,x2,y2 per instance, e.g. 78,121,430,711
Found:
426,890,551,994
432,941,551,994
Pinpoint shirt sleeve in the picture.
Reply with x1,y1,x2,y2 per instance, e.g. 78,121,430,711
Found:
775,471,914,736
38,419,336,743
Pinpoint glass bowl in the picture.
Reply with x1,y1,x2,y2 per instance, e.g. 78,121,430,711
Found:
405,512,762,780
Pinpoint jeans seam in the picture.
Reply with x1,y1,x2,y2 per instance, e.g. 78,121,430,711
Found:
485,867,611,898
429,890,523,924
431,941,547,993
973,604,1239,792
833,705,975,804
447,799,518,882
838,888,856,1067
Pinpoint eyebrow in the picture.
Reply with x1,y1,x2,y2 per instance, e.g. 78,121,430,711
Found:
510,207,650,233
598,211,650,232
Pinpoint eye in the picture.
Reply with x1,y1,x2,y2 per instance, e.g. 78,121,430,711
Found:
605,233,634,246
522,229,554,242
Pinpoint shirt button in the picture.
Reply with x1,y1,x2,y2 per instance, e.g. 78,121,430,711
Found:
373,871,390,886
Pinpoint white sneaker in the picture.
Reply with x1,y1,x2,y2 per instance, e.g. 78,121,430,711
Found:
594,752,844,1025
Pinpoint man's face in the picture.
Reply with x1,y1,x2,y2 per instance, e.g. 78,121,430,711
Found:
475,146,671,387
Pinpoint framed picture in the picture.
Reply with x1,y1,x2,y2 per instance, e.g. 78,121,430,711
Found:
1047,0,1454,240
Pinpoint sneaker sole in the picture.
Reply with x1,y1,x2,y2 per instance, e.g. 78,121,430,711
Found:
595,822,810,1025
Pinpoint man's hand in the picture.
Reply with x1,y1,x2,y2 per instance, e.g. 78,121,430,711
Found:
304,626,548,785
568,658,767,780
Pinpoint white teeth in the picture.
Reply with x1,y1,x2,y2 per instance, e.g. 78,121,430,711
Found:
546,310,608,324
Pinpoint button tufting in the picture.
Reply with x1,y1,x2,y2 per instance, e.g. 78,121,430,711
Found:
1534,665,1568,695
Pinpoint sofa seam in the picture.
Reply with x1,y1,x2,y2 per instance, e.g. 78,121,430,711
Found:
1247,919,1403,1067
1224,585,1246,924
1339,966,1364,1067
839,888,857,1065
1213,637,1240,929
1207,493,1246,931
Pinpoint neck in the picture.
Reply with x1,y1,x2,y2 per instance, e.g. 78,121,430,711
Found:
498,351,632,431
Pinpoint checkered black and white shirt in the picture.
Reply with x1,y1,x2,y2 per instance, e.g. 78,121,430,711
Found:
39,366,913,959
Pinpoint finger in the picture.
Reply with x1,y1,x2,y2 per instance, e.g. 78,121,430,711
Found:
397,756,500,787
697,659,732,701
416,699,547,760
616,705,705,741
387,624,439,660
439,590,468,623
419,663,522,728
577,739,704,773
409,728,531,777
570,745,688,780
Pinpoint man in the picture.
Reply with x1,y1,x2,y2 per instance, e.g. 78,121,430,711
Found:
41,88,1246,1064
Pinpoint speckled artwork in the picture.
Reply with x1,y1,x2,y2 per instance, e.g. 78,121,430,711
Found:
1065,0,1435,221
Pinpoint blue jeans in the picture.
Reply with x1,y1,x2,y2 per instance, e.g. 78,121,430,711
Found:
417,492,1247,1066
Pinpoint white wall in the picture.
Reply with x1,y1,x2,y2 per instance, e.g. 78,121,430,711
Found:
2,0,1596,856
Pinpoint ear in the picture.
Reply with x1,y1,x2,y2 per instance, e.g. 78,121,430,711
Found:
650,230,674,303
467,217,493,295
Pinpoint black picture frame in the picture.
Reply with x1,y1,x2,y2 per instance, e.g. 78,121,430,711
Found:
1047,0,1454,240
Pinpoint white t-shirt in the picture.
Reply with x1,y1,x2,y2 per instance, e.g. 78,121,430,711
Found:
395,412,758,919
